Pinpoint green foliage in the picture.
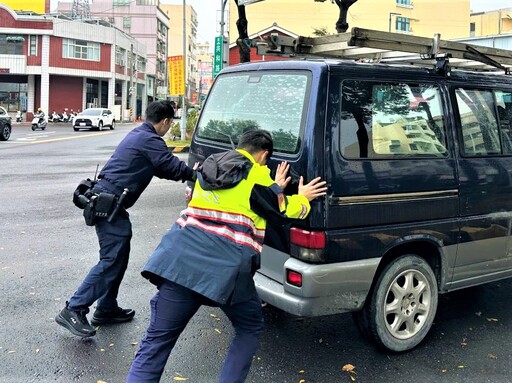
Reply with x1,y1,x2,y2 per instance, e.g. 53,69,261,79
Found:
168,108,199,139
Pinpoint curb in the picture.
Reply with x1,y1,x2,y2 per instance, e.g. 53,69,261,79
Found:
167,146,190,153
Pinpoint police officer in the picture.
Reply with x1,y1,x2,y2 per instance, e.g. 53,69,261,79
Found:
126,130,327,382
56,100,197,338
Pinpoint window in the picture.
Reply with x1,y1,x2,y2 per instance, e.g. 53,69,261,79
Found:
115,46,126,66
456,88,512,156
397,0,411,5
340,80,447,158
29,35,37,56
113,0,131,5
396,17,411,32
196,71,311,154
0,35,24,55
470,22,476,37
62,39,100,61
123,16,132,29
136,0,159,5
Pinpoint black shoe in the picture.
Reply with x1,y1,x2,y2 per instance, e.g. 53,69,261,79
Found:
55,307,96,337
91,307,135,326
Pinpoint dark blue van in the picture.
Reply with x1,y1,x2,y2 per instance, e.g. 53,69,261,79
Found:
187,59,512,351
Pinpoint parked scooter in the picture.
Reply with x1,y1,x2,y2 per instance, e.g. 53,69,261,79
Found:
32,113,47,131
15,111,23,122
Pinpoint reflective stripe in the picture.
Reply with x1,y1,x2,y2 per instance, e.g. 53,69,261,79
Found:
298,203,308,219
177,216,263,253
186,206,265,239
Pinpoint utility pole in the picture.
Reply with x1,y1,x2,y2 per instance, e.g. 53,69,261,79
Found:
129,43,134,122
220,0,228,69
180,0,187,140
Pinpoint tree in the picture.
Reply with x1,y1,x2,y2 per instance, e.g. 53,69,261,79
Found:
234,0,359,63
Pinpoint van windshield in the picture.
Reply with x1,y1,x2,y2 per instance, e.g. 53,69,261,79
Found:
195,71,311,154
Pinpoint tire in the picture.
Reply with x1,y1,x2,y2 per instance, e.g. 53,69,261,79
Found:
110,120,115,130
355,255,438,352
73,126,79,131
32,124,36,131
97,121,103,131
0,124,11,141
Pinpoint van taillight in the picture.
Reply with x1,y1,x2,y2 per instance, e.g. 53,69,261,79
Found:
290,228,326,249
290,228,326,262
286,269,303,287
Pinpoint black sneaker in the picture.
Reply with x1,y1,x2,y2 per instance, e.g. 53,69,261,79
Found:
91,307,135,326
55,307,96,337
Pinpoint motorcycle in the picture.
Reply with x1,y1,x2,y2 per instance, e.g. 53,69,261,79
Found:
31,115,47,131
15,111,23,122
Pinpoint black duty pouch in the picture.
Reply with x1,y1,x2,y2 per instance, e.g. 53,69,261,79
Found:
73,178,97,209
83,193,117,226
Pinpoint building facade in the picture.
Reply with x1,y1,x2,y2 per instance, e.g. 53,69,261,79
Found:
160,3,198,101
229,0,472,44
3,0,50,14
0,4,146,120
470,8,512,36
57,0,169,103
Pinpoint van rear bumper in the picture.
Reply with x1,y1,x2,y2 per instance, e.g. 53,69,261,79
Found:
254,257,381,317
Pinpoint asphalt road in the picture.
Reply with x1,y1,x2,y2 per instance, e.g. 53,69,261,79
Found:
0,123,511,383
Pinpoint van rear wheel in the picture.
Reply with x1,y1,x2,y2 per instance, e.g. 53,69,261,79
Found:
355,255,438,352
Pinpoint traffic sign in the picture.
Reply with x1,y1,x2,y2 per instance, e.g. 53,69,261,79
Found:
213,35,224,78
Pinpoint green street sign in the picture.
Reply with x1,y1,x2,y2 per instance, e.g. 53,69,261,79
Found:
213,35,224,78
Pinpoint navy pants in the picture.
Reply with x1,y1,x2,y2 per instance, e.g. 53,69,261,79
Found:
67,213,132,313
126,280,264,383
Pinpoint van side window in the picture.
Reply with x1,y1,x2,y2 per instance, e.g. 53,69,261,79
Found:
455,89,501,156
340,80,447,158
496,90,512,154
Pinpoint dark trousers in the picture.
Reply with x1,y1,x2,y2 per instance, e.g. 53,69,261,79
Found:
67,214,132,313
126,280,264,383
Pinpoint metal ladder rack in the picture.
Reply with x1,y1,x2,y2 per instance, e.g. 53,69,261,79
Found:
254,27,512,74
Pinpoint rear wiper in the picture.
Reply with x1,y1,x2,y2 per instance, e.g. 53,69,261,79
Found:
211,129,236,149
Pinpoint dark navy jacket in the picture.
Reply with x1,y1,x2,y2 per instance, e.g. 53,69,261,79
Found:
96,121,194,208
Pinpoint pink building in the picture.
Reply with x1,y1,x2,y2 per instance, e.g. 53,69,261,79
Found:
57,0,169,102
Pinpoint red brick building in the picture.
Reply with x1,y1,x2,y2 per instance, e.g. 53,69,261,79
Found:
0,4,146,121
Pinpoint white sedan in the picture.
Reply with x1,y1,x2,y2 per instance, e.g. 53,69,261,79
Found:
73,108,115,131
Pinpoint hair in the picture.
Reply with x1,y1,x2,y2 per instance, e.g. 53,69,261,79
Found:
145,100,175,123
237,129,273,159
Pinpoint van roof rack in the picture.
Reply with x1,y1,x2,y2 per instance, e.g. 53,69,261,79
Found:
253,27,512,75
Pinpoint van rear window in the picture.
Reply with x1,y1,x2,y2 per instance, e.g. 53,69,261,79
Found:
195,71,310,154
340,80,447,158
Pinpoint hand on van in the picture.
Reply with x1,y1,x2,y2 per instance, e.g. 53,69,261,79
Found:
274,161,292,189
299,176,327,201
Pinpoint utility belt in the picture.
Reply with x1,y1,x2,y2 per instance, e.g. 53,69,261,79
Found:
73,178,129,226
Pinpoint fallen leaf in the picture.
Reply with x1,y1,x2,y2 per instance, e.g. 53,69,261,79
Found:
35,349,40,353
214,328,222,334
486,318,498,322
342,364,356,372
488,353,497,360
100,348,105,352
173,377,188,381
350,374,356,382
475,311,482,316
298,370,305,374
97,380,107,383
318,338,323,343
299,380,306,383
130,342,139,346
457,365,465,369
210,313,218,318
461,338,468,347
109,343,114,347
441,368,447,373
7,350,16,354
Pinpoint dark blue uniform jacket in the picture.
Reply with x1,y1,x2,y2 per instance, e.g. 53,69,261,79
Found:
96,121,194,208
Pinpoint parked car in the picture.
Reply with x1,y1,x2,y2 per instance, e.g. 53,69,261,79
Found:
187,57,512,352
0,106,12,141
73,108,115,131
